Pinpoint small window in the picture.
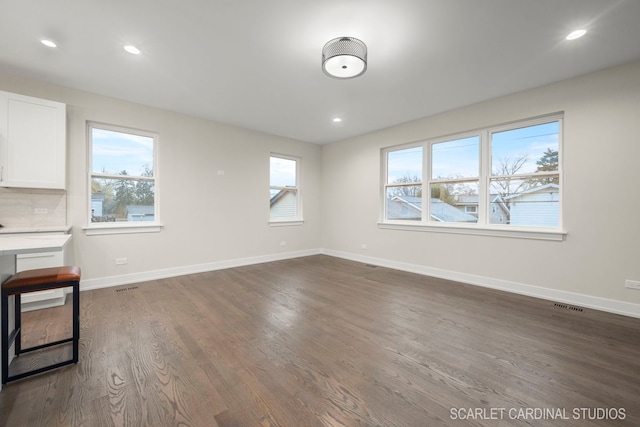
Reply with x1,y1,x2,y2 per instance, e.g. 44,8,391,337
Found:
270,154,301,222
88,123,157,226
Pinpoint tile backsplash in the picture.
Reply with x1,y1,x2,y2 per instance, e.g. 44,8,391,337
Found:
0,188,66,229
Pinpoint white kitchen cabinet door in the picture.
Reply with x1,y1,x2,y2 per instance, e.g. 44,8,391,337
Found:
0,90,66,189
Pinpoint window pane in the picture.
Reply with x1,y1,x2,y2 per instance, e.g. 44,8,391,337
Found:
492,122,559,176
385,186,422,221
489,177,559,227
429,182,479,223
91,177,155,222
431,136,479,179
270,156,296,187
270,155,299,221
270,188,298,220
92,128,154,176
387,146,422,185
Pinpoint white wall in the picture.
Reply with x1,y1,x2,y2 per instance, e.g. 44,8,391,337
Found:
0,72,322,288
2,60,639,317
321,60,640,316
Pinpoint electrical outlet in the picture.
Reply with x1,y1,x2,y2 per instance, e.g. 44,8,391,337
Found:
625,280,640,290
361,244,368,250
115,258,128,265
280,241,286,247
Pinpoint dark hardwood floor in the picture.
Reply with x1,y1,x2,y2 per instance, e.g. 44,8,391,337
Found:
1,254,639,426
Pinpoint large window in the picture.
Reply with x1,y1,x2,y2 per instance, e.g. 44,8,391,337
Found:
382,115,562,237
270,154,301,223
88,122,158,227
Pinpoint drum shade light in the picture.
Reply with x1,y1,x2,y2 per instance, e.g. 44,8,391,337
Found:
322,37,367,79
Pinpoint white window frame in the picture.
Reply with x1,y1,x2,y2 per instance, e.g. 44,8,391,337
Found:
84,122,161,235
380,114,565,241
269,153,303,226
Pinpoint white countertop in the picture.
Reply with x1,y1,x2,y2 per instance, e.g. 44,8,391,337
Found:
0,225,72,235
0,234,72,255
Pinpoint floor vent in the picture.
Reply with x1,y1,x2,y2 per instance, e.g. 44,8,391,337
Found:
116,286,139,293
365,264,378,268
553,302,584,312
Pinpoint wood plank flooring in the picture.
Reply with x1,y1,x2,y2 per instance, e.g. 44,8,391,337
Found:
1,254,639,426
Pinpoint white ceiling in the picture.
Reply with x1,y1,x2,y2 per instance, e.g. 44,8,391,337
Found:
1,0,640,144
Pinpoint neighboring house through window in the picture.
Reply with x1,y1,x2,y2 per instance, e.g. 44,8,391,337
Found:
88,122,158,227
382,115,562,236
270,154,301,223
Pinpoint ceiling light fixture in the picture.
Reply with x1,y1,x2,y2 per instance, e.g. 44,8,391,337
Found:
332,117,342,123
322,37,367,79
41,39,57,48
124,45,141,55
566,29,587,40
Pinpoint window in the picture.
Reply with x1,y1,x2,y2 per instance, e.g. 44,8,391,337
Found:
490,121,560,227
88,122,158,229
430,135,480,224
270,154,301,223
384,146,422,221
381,115,563,238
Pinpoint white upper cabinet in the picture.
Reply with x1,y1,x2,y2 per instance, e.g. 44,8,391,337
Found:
0,90,67,189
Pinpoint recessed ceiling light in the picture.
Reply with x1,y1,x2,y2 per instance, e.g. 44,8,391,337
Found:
332,117,342,123
566,29,587,40
41,39,57,48
124,45,141,55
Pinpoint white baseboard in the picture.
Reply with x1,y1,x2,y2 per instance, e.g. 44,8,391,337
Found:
322,249,640,319
81,249,321,291
80,247,640,319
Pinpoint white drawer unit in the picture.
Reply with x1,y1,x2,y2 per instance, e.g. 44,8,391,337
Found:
17,250,66,311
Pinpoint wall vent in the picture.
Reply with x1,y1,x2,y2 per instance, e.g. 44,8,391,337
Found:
553,302,583,312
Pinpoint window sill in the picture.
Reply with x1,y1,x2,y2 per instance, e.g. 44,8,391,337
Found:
269,220,304,227
378,221,566,241
83,223,163,236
